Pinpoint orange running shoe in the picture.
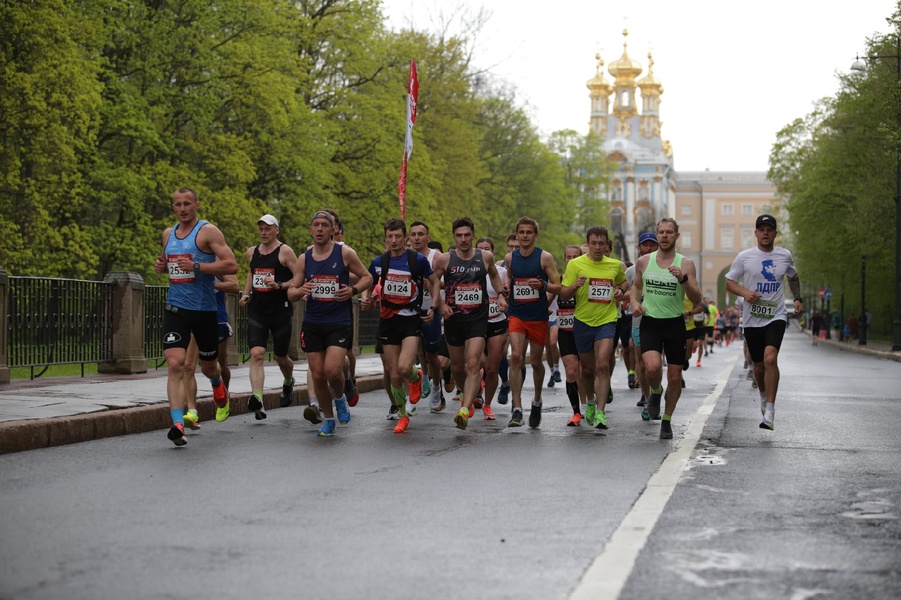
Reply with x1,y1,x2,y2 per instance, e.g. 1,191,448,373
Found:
473,395,483,409
483,405,496,420
409,369,423,404
394,416,410,434
567,413,582,427
212,381,229,409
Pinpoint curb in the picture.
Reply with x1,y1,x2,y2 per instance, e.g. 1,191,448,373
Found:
796,325,901,363
0,375,384,455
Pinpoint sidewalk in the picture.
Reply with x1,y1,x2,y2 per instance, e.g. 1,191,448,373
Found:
794,321,901,362
0,355,387,454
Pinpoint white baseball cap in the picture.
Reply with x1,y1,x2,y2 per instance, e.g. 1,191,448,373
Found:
258,214,279,227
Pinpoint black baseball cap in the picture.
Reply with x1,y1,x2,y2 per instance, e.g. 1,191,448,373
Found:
755,214,777,229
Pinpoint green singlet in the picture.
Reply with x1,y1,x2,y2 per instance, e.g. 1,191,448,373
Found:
641,251,685,319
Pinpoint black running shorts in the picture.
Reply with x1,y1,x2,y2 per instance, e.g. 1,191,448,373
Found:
743,319,787,363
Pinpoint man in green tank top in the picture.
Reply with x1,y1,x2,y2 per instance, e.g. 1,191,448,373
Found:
630,218,702,440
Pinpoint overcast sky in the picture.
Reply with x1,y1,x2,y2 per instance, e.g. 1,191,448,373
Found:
381,0,897,172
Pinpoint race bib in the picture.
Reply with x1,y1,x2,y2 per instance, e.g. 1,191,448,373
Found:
750,299,777,319
310,275,339,301
693,312,706,322
513,278,539,302
455,283,483,308
167,254,195,284
557,307,575,331
488,296,502,318
252,268,275,292
588,278,613,303
383,272,413,303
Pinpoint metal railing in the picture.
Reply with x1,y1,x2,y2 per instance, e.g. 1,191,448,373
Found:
7,277,113,378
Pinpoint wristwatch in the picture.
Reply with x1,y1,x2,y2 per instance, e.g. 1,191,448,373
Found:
193,262,200,272
351,286,359,296
679,274,688,284
276,281,282,290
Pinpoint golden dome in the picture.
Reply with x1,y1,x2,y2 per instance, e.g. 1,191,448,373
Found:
637,52,663,93
608,29,643,81
586,53,612,93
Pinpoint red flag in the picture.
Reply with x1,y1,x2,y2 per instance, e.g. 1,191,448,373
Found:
398,61,419,220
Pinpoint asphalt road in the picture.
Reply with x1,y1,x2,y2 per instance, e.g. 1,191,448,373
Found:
1,327,899,600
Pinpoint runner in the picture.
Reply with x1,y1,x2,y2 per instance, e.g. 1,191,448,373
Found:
559,226,627,430
238,214,298,420
725,214,802,430
153,187,238,446
630,218,702,440
409,220,446,412
504,216,561,428
545,296,562,388
557,245,588,426
496,233,520,405
431,217,507,430
362,219,442,434
476,237,508,420
287,210,372,437
625,232,659,416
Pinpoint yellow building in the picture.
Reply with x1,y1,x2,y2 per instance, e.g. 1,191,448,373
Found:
587,31,781,307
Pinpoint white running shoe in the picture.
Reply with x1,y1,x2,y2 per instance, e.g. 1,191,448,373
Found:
760,408,774,430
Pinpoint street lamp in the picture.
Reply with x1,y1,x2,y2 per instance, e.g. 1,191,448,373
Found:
851,33,901,351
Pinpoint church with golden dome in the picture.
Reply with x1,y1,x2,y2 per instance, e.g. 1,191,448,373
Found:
587,30,780,308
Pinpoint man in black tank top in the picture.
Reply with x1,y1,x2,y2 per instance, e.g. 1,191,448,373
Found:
239,214,298,420
431,217,507,431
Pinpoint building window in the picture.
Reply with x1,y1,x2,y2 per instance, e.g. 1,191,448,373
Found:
741,204,753,217
681,205,692,216
721,204,734,217
741,228,754,249
682,230,692,249
721,228,734,250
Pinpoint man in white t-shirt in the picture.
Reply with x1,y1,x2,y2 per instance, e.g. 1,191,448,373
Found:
725,214,802,431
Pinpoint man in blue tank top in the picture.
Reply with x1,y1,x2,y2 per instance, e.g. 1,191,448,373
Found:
503,216,561,429
239,214,298,420
287,210,372,437
153,187,238,447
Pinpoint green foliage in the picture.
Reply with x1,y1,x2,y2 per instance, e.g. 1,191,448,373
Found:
768,4,901,335
0,0,611,284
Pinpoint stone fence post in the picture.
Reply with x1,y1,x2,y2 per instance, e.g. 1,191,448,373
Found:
289,299,305,361
98,272,147,374
225,293,239,366
0,267,8,384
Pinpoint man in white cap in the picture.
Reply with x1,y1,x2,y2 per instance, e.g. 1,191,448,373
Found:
239,214,298,419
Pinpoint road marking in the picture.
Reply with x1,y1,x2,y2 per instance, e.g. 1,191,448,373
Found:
570,356,738,600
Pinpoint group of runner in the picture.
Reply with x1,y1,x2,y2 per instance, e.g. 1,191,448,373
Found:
156,188,803,445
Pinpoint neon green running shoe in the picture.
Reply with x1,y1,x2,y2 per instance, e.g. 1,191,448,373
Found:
183,411,201,430
585,403,598,427
454,408,469,430
595,409,608,430
215,403,230,422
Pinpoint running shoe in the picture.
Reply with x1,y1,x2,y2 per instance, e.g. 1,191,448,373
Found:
465,404,474,419
508,409,524,427
280,378,295,407
681,377,686,389
641,409,651,421
335,398,351,424
696,360,702,368
394,416,410,434
646,391,662,420
553,371,562,383
215,403,230,423
473,395,483,409
759,397,767,417
410,369,423,404
660,419,673,439
760,409,775,430
453,389,463,406
595,410,608,430
454,408,469,430
408,404,418,417
183,411,201,430
608,388,614,404
248,395,267,420
483,404,496,420
304,404,323,424
745,370,754,380
585,403,598,427
318,420,336,437
497,383,510,405
386,404,400,420
528,403,542,429
443,368,455,393
567,413,582,427
547,374,555,388
422,376,431,398
628,373,636,389
636,395,646,407
682,362,689,372
429,391,446,413
167,423,187,446
349,379,360,407
212,381,229,408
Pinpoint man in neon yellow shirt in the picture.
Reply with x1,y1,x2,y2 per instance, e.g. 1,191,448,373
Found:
559,226,627,430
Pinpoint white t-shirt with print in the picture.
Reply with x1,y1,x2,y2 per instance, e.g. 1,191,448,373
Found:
725,246,797,328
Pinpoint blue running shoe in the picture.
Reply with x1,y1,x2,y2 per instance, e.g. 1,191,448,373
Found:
335,398,351,424
318,419,336,437
497,383,510,405
422,375,431,398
